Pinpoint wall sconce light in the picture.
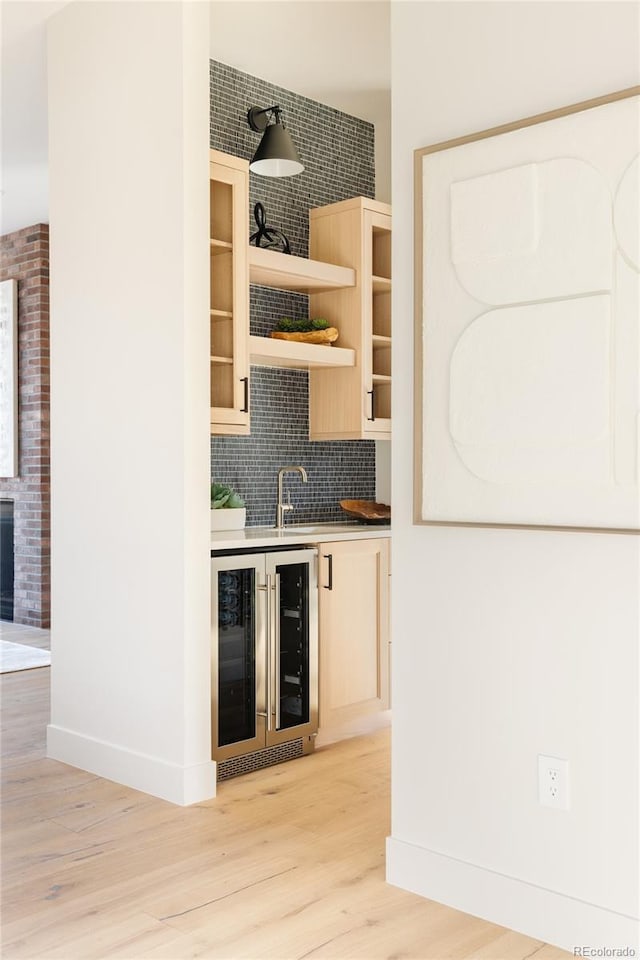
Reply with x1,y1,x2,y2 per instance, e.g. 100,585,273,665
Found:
247,105,304,178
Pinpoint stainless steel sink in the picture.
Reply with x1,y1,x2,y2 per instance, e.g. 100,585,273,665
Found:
274,522,365,534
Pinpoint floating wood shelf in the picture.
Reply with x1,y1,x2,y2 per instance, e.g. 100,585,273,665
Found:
211,355,233,365
372,334,392,347
249,335,355,370
210,309,233,319
372,373,391,384
248,246,356,293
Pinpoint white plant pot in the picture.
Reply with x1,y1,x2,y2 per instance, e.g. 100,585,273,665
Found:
211,507,246,531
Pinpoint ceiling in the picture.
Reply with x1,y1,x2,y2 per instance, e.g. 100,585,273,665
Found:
0,0,390,235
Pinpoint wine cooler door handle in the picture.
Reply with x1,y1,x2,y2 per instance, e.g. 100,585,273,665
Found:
265,573,272,730
367,387,375,422
324,553,333,590
256,579,268,722
274,573,281,731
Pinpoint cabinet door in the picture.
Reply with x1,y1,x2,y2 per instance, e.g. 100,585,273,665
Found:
210,155,250,435
363,209,392,437
309,198,391,441
317,539,390,730
211,554,265,762
265,549,319,747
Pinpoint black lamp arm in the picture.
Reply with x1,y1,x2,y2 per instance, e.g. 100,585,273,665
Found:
247,105,283,132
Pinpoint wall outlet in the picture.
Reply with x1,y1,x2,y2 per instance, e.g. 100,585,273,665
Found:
538,755,570,810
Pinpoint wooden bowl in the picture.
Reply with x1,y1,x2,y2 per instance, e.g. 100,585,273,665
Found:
339,499,391,522
270,327,339,345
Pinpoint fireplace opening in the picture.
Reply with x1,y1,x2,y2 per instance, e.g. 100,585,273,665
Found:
1,500,15,621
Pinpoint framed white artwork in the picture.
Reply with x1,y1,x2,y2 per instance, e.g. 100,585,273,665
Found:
0,279,19,478
415,87,640,531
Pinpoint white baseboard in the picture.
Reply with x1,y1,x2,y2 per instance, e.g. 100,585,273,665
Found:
386,837,639,952
47,724,217,806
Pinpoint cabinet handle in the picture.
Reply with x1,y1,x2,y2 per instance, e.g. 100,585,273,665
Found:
367,387,375,421
324,553,333,590
240,377,249,413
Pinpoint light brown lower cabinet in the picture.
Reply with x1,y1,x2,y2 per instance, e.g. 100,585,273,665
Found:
317,538,390,733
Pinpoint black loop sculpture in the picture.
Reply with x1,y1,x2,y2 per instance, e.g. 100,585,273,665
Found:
249,202,291,255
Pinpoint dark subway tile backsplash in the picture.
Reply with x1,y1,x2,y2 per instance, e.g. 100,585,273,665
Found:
210,61,376,527
210,61,375,259
211,368,375,526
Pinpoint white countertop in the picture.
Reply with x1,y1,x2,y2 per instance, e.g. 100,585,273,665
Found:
211,522,391,552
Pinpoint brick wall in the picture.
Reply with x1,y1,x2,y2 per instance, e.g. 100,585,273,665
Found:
0,225,50,627
210,61,377,526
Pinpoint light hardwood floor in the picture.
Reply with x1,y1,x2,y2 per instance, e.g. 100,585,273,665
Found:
0,620,51,652
1,668,569,960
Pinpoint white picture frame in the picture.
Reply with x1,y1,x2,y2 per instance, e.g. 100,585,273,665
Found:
0,279,19,478
415,87,640,531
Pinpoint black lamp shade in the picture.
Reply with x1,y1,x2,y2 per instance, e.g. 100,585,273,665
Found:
250,120,304,177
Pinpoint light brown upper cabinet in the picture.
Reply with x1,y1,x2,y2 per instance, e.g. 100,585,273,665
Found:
210,150,250,436
308,197,392,440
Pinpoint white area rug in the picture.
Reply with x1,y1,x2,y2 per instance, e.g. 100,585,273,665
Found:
0,640,51,673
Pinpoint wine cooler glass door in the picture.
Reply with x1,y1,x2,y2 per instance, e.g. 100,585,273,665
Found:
211,554,266,761
266,549,318,747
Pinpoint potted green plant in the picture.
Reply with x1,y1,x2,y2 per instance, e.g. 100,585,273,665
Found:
211,482,246,531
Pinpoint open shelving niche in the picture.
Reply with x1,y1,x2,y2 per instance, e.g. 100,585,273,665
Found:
247,247,356,370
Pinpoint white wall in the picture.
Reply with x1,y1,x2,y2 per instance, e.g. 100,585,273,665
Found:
389,1,640,950
47,1,214,805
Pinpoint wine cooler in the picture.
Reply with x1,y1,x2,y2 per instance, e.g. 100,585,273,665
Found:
211,548,318,780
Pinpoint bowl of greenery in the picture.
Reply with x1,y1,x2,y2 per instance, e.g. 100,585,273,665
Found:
270,317,339,345
211,482,246,531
